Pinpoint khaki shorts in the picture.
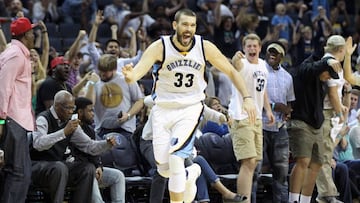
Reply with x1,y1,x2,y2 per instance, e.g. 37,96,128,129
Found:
288,119,324,164
230,119,263,161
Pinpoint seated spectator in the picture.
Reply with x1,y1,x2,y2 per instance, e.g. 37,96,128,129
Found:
349,109,360,159
35,56,72,115
201,96,229,137
73,97,126,203
30,90,116,203
348,91,359,126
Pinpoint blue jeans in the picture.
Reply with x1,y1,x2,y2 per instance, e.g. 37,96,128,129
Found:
263,128,289,203
334,162,352,203
193,155,219,202
92,167,126,203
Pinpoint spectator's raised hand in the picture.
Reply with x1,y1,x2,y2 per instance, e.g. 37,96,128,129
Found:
64,119,79,136
345,36,357,56
94,10,105,25
231,51,245,71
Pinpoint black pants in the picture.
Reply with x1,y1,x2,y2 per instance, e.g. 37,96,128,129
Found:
31,161,95,203
0,118,32,203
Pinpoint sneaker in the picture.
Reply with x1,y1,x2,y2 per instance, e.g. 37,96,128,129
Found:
183,163,201,203
223,194,247,203
316,196,343,203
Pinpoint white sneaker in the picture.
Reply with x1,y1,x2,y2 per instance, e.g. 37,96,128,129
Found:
183,163,201,203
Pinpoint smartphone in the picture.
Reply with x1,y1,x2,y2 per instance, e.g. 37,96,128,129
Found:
71,114,78,120
117,111,123,118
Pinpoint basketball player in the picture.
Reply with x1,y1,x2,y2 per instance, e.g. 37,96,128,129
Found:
122,8,256,203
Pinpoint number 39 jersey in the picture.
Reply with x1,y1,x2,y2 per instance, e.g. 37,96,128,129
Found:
152,35,207,108
228,58,268,120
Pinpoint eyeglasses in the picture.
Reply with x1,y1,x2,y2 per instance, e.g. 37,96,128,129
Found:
60,104,76,111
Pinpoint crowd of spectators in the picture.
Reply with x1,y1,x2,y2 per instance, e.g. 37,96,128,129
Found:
1,0,360,202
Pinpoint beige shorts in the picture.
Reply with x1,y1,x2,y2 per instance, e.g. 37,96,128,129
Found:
230,119,263,161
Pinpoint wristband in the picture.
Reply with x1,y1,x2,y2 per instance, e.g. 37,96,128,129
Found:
88,81,95,85
127,113,131,120
0,120,5,125
243,96,252,100
336,134,343,140
336,112,343,117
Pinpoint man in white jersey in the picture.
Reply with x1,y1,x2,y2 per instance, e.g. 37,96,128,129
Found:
228,33,275,203
122,8,256,203
315,35,348,203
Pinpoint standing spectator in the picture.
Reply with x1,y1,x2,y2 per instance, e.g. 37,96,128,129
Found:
32,0,60,23
228,33,275,202
122,8,256,203
30,90,116,203
104,0,130,31
7,0,30,18
61,0,97,28
271,3,295,42
85,54,144,137
262,41,295,203
288,43,343,203
316,35,348,203
0,16,35,203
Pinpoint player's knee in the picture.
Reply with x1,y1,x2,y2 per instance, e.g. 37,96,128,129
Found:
169,154,185,174
157,163,170,178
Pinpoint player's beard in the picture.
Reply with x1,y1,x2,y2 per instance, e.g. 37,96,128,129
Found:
177,32,193,47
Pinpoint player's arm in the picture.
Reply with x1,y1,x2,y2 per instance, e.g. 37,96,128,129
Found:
122,39,163,83
203,40,249,98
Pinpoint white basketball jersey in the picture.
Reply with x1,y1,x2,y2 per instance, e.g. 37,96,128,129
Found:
152,35,207,108
228,58,268,120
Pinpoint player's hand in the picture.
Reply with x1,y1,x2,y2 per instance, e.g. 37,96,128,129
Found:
122,63,135,83
242,98,256,125
95,167,103,181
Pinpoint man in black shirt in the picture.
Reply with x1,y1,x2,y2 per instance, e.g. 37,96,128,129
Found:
288,52,342,203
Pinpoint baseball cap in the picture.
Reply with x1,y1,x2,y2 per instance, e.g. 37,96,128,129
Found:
326,35,345,47
10,17,37,36
50,56,69,69
266,42,285,56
